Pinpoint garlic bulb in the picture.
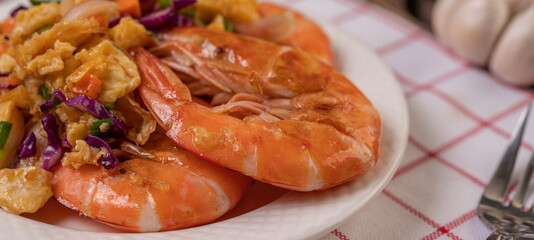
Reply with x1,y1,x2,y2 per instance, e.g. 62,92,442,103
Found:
490,4,534,86
432,0,534,86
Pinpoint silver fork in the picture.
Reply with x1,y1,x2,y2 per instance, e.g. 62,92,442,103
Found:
478,102,534,240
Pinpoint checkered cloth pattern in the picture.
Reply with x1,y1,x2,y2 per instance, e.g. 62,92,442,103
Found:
272,0,534,239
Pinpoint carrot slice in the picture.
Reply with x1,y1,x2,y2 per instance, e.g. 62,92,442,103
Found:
116,0,142,18
2,17,16,36
72,73,102,100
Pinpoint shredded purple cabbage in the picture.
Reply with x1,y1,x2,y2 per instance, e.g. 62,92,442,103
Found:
138,8,172,29
66,95,128,136
138,0,194,29
86,136,119,169
172,0,195,11
111,117,128,136
109,14,131,28
66,94,112,119
39,90,66,112
0,84,19,90
171,13,192,27
109,17,122,28
10,6,27,17
17,132,36,158
41,114,64,171
62,137,72,149
40,91,128,137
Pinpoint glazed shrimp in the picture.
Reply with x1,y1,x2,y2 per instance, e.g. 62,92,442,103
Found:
131,27,381,191
51,135,253,232
235,2,334,65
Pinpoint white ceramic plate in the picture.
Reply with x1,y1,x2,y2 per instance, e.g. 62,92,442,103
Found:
0,1,409,239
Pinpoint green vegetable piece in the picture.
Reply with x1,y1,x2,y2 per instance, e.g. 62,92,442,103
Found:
104,104,115,110
38,85,61,108
91,118,113,137
30,0,59,5
224,19,234,32
52,98,62,108
36,25,52,33
0,121,13,149
159,0,172,8
38,85,51,100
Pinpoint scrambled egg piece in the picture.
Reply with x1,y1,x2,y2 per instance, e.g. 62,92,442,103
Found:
62,140,107,169
12,17,101,80
0,54,16,74
0,167,53,214
55,104,96,145
110,17,152,51
65,122,90,146
115,95,156,145
23,77,45,114
68,40,141,104
196,0,259,23
0,86,31,110
10,3,61,45
27,40,76,76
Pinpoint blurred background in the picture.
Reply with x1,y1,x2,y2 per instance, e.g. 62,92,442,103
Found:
370,0,534,87
369,0,435,29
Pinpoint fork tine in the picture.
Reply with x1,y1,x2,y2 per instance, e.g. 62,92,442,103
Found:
483,102,532,202
512,150,534,209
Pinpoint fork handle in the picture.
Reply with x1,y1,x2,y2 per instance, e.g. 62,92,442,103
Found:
487,228,518,240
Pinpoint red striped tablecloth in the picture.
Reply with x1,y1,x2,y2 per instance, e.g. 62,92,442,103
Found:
278,0,534,239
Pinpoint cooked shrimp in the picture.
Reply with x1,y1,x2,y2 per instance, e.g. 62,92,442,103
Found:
235,2,334,64
131,27,381,191
51,135,253,232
